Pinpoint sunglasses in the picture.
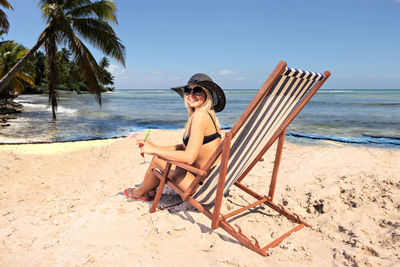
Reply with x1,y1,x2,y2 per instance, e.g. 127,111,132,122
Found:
184,86,204,96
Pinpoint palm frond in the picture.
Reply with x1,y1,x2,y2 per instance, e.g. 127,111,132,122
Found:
0,0,12,9
0,9,10,33
16,49,28,59
7,71,34,95
74,39,102,104
15,72,35,86
72,18,125,66
13,72,34,95
38,0,63,9
67,0,117,24
58,21,102,75
13,79,25,94
98,56,109,68
40,3,54,20
41,3,66,24
64,0,90,11
61,25,102,104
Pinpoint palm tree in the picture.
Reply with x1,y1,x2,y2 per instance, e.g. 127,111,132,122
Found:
32,51,47,87
98,56,114,88
0,0,125,119
0,41,34,98
0,0,13,34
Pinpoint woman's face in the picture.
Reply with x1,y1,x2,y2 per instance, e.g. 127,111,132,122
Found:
184,85,207,109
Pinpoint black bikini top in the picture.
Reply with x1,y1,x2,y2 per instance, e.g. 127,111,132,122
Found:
183,112,221,146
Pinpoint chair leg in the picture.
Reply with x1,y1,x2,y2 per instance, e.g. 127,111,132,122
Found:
268,129,286,201
211,133,232,229
149,177,164,213
185,190,309,257
150,163,171,213
218,219,268,256
218,204,308,257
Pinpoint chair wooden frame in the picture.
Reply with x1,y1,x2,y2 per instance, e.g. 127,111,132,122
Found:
149,61,331,256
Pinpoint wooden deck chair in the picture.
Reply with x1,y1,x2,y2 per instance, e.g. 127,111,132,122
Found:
150,61,331,256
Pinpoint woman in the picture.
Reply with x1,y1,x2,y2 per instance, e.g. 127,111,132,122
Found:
124,73,226,201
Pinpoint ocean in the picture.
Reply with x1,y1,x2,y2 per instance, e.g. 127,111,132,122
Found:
1,89,399,147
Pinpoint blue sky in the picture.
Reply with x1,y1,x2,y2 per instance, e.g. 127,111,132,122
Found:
4,0,400,89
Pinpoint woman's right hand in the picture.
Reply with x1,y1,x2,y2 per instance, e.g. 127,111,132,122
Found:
136,139,156,155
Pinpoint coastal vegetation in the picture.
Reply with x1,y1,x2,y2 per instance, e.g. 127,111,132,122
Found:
0,0,126,119
8,47,117,96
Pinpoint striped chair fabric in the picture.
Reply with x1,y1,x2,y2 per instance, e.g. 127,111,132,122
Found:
193,67,325,205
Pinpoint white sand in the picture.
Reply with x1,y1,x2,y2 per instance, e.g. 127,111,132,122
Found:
0,129,399,266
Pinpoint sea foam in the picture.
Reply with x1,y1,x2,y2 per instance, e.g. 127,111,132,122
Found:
47,106,77,114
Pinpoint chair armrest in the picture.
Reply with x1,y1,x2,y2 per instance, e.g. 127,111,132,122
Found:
157,156,207,176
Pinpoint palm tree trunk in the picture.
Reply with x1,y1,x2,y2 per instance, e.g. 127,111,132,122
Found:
45,34,58,120
0,28,48,94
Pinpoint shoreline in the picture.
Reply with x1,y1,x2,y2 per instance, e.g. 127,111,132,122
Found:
1,131,399,149
0,135,124,146
1,129,399,265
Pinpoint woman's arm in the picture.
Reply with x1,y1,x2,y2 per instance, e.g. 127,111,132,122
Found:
156,144,185,150
138,111,208,164
130,133,184,151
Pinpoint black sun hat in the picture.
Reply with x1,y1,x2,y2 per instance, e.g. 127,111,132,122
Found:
171,73,226,112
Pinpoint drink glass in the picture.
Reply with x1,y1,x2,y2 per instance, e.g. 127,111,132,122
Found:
138,143,147,164
132,134,146,164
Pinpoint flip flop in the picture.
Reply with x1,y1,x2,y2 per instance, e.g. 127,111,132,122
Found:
123,188,150,202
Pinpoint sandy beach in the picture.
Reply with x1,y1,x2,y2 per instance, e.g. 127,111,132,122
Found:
0,129,399,266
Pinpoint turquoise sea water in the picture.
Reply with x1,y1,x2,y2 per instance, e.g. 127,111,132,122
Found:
1,89,399,147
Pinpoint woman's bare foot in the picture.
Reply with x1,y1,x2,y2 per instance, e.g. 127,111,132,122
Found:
123,188,151,201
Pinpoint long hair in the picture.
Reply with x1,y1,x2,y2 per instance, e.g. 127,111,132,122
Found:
183,87,220,138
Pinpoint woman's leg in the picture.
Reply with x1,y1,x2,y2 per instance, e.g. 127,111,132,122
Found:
174,171,196,192
131,156,167,200
128,146,196,200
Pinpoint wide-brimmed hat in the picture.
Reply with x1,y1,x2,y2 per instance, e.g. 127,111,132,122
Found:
171,73,226,112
